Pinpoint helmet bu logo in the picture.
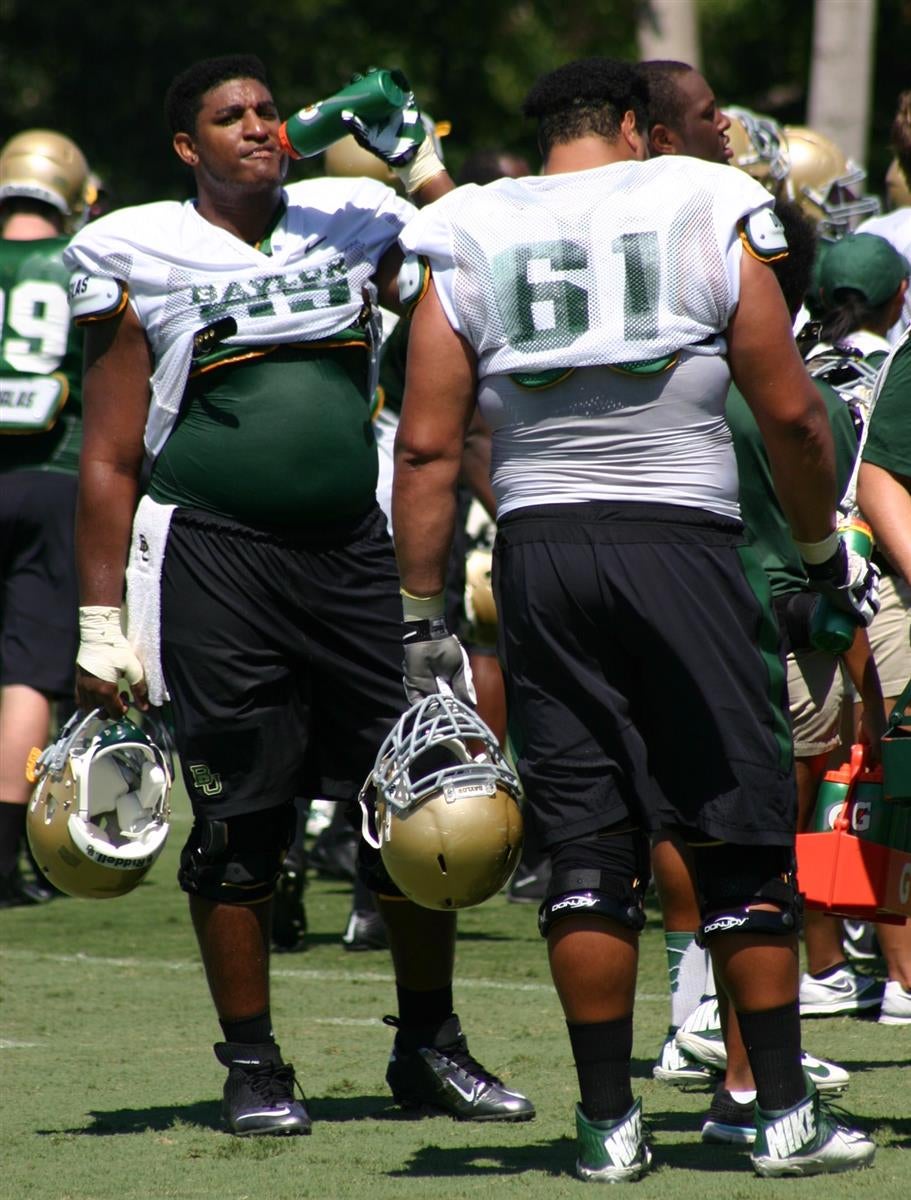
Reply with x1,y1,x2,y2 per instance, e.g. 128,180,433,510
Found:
189,763,223,796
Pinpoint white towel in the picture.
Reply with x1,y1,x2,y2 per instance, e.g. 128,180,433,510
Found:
125,494,176,707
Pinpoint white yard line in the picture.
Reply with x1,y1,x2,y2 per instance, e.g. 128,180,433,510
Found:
0,947,665,1000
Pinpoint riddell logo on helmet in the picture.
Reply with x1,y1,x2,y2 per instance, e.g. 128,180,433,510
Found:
86,845,154,870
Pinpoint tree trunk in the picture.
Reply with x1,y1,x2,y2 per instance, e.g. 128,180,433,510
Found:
636,0,701,69
808,0,877,165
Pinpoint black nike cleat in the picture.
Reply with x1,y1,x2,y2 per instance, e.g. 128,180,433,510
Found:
384,1014,535,1122
213,1041,312,1136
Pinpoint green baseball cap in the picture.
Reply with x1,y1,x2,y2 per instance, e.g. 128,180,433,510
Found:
817,232,910,308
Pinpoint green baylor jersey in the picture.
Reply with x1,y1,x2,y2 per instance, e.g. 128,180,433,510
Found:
726,379,858,597
0,235,83,475
148,340,379,528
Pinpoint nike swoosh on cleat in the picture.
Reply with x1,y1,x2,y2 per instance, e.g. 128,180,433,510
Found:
237,1107,292,1120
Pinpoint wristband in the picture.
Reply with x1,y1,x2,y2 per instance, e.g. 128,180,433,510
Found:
77,605,144,686
401,588,446,622
794,531,839,565
394,138,446,194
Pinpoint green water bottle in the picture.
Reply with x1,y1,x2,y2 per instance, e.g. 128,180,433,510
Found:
279,68,408,160
812,763,853,831
809,519,874,653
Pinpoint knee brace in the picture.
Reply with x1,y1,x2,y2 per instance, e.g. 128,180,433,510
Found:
538,824,649,938
691,842,799,944
178,805,295,904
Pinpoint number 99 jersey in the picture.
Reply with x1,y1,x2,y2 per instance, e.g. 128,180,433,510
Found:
0,236,83,473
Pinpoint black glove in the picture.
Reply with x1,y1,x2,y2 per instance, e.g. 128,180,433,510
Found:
803,539,880,628
402,616,476,706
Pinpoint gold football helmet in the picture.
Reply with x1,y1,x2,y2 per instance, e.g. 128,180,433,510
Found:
885,157,911,211
323,134,399,186
782,125,880,240
361,695,522,910
27,710,172,900
0,129,89,220
465,548,497,628
725,106,789,193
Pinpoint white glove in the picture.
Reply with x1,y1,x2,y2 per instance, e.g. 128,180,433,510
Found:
77,606,145,686
803,540,881,628
341,101,445,193
403,623,477,706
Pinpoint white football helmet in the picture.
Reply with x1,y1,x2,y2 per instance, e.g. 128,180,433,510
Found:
26,709,172,899
782,125,880,240
361,695,523,910
725,106,789,192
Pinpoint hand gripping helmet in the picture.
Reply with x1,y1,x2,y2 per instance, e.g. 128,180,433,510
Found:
725,106,790,193
360,695,523,909
26,709,172,899
0,129,89,220
782,125,880,240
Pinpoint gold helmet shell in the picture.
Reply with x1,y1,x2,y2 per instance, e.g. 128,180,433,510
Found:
465,548,498,629
725,106,789,193
0,129,89,219
782,125,880,240
27,710,172,900
323,134,399,186
361,695,522,910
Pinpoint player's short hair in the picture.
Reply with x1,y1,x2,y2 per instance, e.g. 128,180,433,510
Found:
164,54,271,136
522,58,649,154
768,200,817,319
637,60,695,136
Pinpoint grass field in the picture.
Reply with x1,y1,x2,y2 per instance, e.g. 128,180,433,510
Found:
1,790,909,1200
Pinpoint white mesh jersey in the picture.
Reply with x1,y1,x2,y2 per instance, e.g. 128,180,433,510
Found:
64,177,415,458
399,156,774,374
401,157,776,519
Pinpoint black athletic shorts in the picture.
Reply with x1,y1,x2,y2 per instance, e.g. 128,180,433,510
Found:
0,469,78,696
160,503,406,820
494,501,795,851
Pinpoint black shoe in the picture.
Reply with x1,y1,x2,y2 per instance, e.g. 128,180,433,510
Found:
702,1084,757,1145
213,1041,312,1136
384,1014,535,1122
271,862,307,953
0,865,58,908
507,857,551,904
342,907,388,952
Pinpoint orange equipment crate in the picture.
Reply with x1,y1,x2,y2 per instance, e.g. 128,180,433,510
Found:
796,742,911,923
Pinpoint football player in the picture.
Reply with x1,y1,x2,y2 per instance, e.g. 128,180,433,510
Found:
0,129,89,907
856,89,911,342
64,53,533,1138
391,56,876,1180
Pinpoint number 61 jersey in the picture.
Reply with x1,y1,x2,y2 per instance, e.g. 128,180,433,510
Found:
399,156,785,520
0,236,83,474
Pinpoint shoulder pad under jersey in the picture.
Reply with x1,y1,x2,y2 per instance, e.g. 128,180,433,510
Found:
738,208,788,262
67,272,128,323
397,253,430,314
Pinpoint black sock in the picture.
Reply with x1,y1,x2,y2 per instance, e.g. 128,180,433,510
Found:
220,1010,274,1045
567,1015,634,1122
737,1001,806,1111
395,984,453,1035
0,803,27,876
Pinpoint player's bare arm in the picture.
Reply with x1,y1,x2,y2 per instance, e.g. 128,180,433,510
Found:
393,280,477,599
76,301,152,715
857,460,911,584
727,251,837,545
